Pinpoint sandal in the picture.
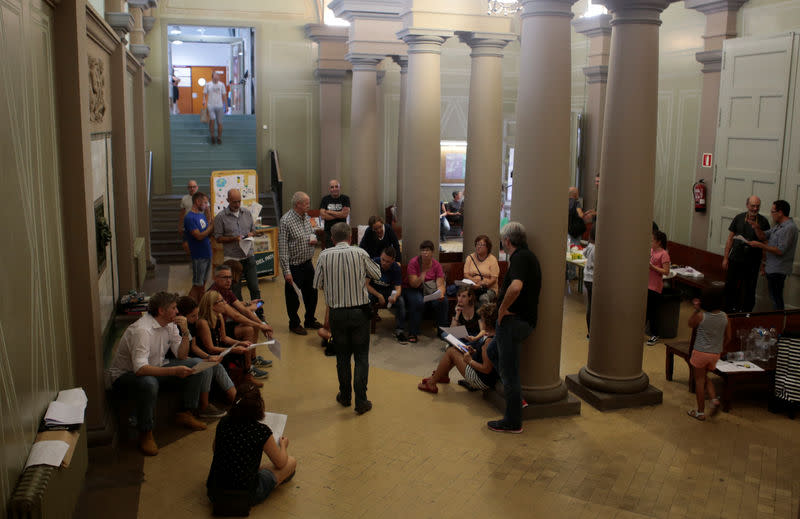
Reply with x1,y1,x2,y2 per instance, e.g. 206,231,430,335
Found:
408,335,418,343
417,380,438,394
709,399,721,417
687,409,705,421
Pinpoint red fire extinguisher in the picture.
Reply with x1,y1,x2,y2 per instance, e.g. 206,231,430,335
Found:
693,179,707,212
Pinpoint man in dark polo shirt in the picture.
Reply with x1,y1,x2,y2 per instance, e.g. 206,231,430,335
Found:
487,221,541,434
365,246,406,342
319,179,351,248
722,195,770,312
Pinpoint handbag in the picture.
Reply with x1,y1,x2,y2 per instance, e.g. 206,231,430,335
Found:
468,254,489,299
422,280,438,296
200,107,209,123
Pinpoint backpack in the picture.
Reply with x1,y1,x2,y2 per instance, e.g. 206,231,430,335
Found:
568,201,586,239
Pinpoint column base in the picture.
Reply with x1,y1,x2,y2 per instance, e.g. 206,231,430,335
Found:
484,383,581,420
566,373,662,411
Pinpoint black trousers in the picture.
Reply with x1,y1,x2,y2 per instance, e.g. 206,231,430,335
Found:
330,305,371,407
724,260,760,313
284,260,318,328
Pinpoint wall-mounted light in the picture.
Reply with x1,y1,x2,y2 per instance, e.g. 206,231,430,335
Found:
172,40,183,45
198,78,207,86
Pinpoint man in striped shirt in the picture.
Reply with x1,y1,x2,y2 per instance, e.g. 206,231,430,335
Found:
313,222,381,415
279,192,322,335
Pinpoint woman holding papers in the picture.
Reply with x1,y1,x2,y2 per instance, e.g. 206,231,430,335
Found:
403,240,449,343
463,235,500,304
418,304,499,394
197,291,262,388
207,382,296,514
451,287,482,342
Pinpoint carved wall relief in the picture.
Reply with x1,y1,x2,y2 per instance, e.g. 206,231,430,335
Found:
89,56,106,123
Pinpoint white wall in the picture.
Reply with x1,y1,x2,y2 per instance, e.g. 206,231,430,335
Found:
171,42,231,67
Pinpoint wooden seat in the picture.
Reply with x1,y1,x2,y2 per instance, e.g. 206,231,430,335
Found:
664,328,697,392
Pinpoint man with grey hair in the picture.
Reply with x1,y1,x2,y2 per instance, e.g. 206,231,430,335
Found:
722,195,770,312
314,222,381,414
279,191,322,334
486,222,541,434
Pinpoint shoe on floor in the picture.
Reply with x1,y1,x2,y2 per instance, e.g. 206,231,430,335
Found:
290,326,308,335
324,347,336,357
646,335,659,346
304,320,323,330
336,392,351,407
198,403,227,419
175,411,207,431
254,356,273,368
354,400,372,415
138,431,158,456
216,137,222,144
245,374,264,388
395,331,409,344
250,367,269,379
487,420,522,434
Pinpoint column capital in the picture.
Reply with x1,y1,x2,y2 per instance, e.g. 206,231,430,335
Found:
520,0,578,19
397,29,452,55
684,0,747,15
104,12,133,38
582,64,608,83
142,15,155,34
392,55,408,72
126,0,149,8
345,53,384,71
695,49,722,72
457,32,515,58
130,44,150,61
572,13,612,37
315,68,348,83
597,0,673,25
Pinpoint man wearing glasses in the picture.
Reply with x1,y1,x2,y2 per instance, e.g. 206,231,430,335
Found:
748,200,798,310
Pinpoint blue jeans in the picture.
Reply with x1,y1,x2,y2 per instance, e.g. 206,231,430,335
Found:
369,292,407,332
403,288,449,336
330,305,371,407
191,257,211,286
488,315,533,428
111,358,212,432
240,256,261,300
766,273,786,310
284,260,318,328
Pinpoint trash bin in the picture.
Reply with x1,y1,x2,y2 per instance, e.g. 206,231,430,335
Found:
655,288,681,339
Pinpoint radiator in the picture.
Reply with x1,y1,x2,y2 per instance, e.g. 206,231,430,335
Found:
134,237,146,289
8,424,88,519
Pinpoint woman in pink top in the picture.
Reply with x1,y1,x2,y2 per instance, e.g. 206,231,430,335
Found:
646,231,671,345
403,240,449,343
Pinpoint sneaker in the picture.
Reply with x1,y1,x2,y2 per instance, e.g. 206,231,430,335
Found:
647,336,659,346
395,331,409,344
254,356,273,368
487,420,522,434
198,403,227,419
522,399,529,409
250,367,269,379
354,400,373,415
175,411,207,431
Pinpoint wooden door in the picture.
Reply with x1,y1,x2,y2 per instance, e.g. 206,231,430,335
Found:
191,66,227,115
708,34,794,254
781,33,800,273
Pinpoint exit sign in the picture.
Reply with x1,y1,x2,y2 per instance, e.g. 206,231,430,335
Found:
702,153,713,168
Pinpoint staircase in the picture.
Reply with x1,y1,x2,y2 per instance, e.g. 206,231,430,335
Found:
169,114,257,194
150,192,281,264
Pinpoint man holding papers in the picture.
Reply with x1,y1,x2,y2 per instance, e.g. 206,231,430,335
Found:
106,292,221,456
365,246,407,343
313,222,381,415
722,195,770,313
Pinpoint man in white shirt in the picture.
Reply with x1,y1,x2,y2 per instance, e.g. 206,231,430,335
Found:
106,292,222,456
203,71,227,144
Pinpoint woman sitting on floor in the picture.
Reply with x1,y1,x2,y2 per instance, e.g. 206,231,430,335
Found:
403,240,449,343
207,382,297,515
196,290,262,387
418,303,499,394
463,234,500,305
177,296,237,405
450,287,483,343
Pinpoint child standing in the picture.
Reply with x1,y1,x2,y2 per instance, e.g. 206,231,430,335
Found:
687,288,731,420
646,230,671,345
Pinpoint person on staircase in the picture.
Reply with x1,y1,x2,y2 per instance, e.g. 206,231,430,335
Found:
203,71,226,144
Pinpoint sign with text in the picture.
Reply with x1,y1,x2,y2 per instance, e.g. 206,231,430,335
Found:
701,153,713,168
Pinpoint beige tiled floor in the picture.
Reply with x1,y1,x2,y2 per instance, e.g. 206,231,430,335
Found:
132,265,800,519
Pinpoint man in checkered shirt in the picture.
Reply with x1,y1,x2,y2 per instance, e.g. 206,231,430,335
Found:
279,192,322,335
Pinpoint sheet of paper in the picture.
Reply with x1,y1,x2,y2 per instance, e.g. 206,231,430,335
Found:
292,282,304,303
443,333,469,353
35,430,79,467
57,388,87,409
422,289,442,303
733,234,749,243
268,339,282,360
44,401,85,426
260,412,287,441
24,440,70,469
218,346,232,358
455,278,475,286
386,290,398,308
192,360,219,374
247,341,270,350
248,202,263,222
440,325,469,339
715,360,764,373
240,236,253,256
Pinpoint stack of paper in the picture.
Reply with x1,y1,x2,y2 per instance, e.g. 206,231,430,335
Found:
455,279,475,287
442,333,469,353
24,440,71,469
259,412,287,440
44,388,88,427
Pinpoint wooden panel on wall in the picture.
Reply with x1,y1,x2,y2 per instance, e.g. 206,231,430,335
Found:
0,0,72,516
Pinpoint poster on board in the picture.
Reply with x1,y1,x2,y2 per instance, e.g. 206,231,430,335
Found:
210,169,258,218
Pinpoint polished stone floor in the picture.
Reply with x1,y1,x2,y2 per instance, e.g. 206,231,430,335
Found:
78,262,800,519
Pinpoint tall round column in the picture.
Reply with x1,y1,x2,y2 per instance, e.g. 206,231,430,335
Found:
459,33,513,261
347,55,383,225
508,0,577,410
569,0,672,408
398,31,450,262
393,55,408,226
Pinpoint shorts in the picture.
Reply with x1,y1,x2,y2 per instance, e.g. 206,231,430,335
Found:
463,364,489,390
208,106,224,121
690,350,720,371
191,257,211,286
251,468,278,505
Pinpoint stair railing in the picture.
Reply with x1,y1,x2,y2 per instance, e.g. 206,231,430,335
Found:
269,149,284,217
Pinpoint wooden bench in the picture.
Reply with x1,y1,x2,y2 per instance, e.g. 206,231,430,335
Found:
666,241,726,292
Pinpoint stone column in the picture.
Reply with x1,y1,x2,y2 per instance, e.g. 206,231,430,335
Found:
566,0,672,410
398,31,451,262
317,69,347,194
127,1,150,61
572,14,612,212
686,0,748,248
377,69,387,211
505,0,579,416
347,54,384,225
393,55,408,225
459,33,514,260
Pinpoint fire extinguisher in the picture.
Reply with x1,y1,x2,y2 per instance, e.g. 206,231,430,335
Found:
693,179,707,212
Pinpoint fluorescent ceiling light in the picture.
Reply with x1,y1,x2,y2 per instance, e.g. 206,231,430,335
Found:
169,28,181,35
172,40,183,45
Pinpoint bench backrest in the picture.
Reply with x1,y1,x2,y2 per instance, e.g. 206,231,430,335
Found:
667,240,725,281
